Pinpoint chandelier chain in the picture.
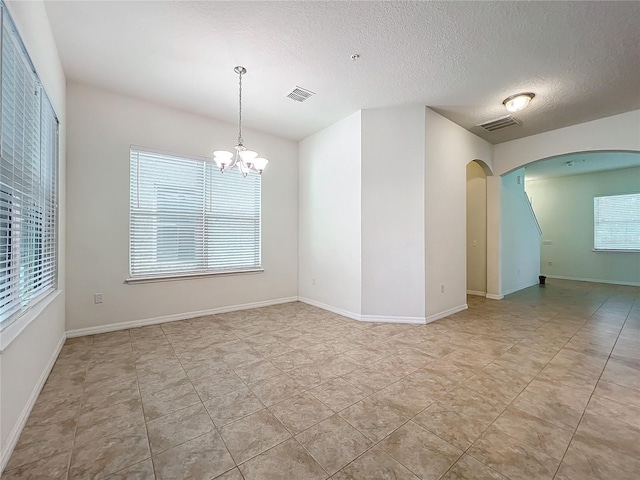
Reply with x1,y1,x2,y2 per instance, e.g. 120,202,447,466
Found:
238,69,243,146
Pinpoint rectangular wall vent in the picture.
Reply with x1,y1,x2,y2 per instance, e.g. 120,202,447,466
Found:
286,86,315,102
476,115,521,132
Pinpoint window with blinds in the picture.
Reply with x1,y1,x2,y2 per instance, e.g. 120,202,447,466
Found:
129,148,262,279
0,4,59,329
594,193,640,252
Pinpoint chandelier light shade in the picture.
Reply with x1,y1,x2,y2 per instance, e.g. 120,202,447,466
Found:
502,92,535,112
214,66,269,176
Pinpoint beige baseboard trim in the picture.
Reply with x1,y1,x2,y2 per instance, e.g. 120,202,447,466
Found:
485,293,504,300
359,314,426,324
66,297,299,338
425,304,468,324
297,297,361,321
466,290,487,296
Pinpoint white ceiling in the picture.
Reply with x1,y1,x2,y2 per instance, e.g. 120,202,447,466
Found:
44,1,640,143
525,151,640,181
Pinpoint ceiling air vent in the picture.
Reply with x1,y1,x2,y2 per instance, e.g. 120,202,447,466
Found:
476,115,521,132
286,86,315,102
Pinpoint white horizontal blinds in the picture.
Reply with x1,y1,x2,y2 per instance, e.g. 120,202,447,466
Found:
0,5,58,327
594,193,640,251
206,167,261,270
130,149,261,277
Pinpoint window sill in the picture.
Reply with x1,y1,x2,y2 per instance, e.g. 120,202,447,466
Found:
125,268,264,284
0,289,62,352
593,249,640,253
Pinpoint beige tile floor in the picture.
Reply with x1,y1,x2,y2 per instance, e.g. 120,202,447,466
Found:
4,279,639,479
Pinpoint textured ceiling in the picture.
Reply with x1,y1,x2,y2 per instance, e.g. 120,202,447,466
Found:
525,151,640,181
44,1,640,143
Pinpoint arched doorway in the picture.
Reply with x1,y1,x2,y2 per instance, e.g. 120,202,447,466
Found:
466,160,493,298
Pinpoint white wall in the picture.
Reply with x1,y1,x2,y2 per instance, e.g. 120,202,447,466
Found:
65,82,298,333
0,1,67,472
360,106,425,320
526,167,640,285
298,112,362,317
466,161,487,294
494,110,640,175
424,108,493,320
500,169,541,295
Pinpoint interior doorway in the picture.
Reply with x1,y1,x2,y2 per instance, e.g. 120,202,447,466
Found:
466,160,489,297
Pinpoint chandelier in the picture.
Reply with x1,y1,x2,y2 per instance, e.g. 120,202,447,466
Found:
214,66,269,176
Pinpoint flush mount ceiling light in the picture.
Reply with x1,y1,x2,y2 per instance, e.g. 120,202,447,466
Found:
214,66,268,176
502,92,535,112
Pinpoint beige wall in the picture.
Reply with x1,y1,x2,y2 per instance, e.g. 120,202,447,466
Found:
65,82,299,334
526,166,640,285
466,161,487,294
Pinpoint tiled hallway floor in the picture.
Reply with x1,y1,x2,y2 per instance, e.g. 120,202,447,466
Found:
4,280,639,479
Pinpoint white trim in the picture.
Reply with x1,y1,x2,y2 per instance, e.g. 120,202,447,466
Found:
297,297,361,321
545,275,640,287
297,297,426,324
501,279,539,297
426,304,468,323
360,315,426,325
466,290,487,296
66,297,298,338
0,290,62,352
485,293,504,300
125,268,264,284
0,331,66,474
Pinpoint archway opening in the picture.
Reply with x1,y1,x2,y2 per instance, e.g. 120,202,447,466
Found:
466,160,490,299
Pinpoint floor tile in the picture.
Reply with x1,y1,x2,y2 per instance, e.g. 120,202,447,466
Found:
295,414,372,475
1,451,70,480
339,396,409,442
332,446,420,480
146,403,214,455
105,458,156,479
491,406,574,459
219,408,291,464
203,386,264,426
468,426,560,480
152,431,235,480
269,392,334,434
141,379,200,420
379,421,463,480
239,438,327,480
441,454,508,480
68,424,150,479
75,397,146,444
308,377,367,412
249,373,305,406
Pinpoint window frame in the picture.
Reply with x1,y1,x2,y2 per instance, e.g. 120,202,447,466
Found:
127,146,264,284
593,192,640,253
0,1,59,336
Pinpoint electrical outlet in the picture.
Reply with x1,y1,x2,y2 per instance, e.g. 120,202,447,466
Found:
548,261,553,266
440,284,445,294
472,239,478,247
312,278,316,286
94,293,103,304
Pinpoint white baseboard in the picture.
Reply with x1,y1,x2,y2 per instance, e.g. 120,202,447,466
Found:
360,315,426,324
0,332,66,474
485,293,504,300
298,297,426,324
545,275,640,287
66,297,299,338
297,297,361,321
466,290,486,296
501,280,539,297
425,304,468,324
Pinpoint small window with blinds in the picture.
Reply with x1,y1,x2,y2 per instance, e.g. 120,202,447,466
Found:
129,148,262,280
594,193,640,252
0,4,59,330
